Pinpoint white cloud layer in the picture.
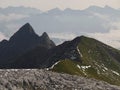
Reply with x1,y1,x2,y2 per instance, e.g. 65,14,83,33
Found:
6,23,20,31
88,22,120,49
88,30,120,48
84,11,120,49
0,13,29,22
49,32,77,40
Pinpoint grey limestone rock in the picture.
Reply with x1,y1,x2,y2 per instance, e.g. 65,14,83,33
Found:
0,69,119,90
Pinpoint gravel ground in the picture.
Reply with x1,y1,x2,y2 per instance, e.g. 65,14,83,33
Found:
0,69,119,90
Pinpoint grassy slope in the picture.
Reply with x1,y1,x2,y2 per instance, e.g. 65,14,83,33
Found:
51,36,120,86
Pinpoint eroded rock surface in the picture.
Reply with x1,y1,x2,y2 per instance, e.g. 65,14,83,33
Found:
0,69,119,90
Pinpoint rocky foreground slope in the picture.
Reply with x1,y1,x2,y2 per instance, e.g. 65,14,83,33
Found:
0,69,120,90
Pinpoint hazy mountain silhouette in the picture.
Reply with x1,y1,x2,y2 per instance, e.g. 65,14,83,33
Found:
0,6,41,15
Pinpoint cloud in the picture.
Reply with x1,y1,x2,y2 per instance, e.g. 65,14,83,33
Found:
86,12,120,49
88,22,120,49
49,32,77,40
0,32,7,41
6,23,20,31
93,13,110,21
0,13,29,22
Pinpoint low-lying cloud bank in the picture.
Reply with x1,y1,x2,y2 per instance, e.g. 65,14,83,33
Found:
88,22,120,49
0,13,29,22
88,29,120,49
49,30,120,49
49,32,77,40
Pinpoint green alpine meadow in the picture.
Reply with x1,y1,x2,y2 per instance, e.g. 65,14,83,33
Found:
51,36,120,86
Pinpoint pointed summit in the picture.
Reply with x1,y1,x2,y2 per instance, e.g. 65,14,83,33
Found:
48,8,61,12
40,32,56,48
0,23,56,66
9,23,39,42
41,32,52,42
64,8,73,11
47,8,62,15
12,23,36,37
17,23,35,34
104,5,112,9
41,32,51,42
41,32,49,38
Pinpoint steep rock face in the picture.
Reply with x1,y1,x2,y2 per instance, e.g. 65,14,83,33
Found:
0,69,119,90
11,36,83,68
9,23,37,42
41,37,84,68
0,23,55,67
40,32,56,49
11,46,49,68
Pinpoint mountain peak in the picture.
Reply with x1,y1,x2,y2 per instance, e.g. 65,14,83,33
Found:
104,5,112,9
41,32,50,41
64,8,73,11
104,5,115,10
47,8,62,14
9,23,38,42
50,8,61,11
18,23,35,34
40,32,56,48
72,35,88,42
42,32,49,37
24,23,31,26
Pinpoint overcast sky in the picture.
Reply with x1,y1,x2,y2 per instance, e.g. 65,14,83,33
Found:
0,0,120,11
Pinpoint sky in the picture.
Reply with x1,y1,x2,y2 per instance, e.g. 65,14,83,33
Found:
0,0,120,11
0,0,120,49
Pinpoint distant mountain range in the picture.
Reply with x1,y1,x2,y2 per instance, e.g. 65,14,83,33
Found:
0,6,120,34
0,6,41,15
0,6,120,49
0,23,120,86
